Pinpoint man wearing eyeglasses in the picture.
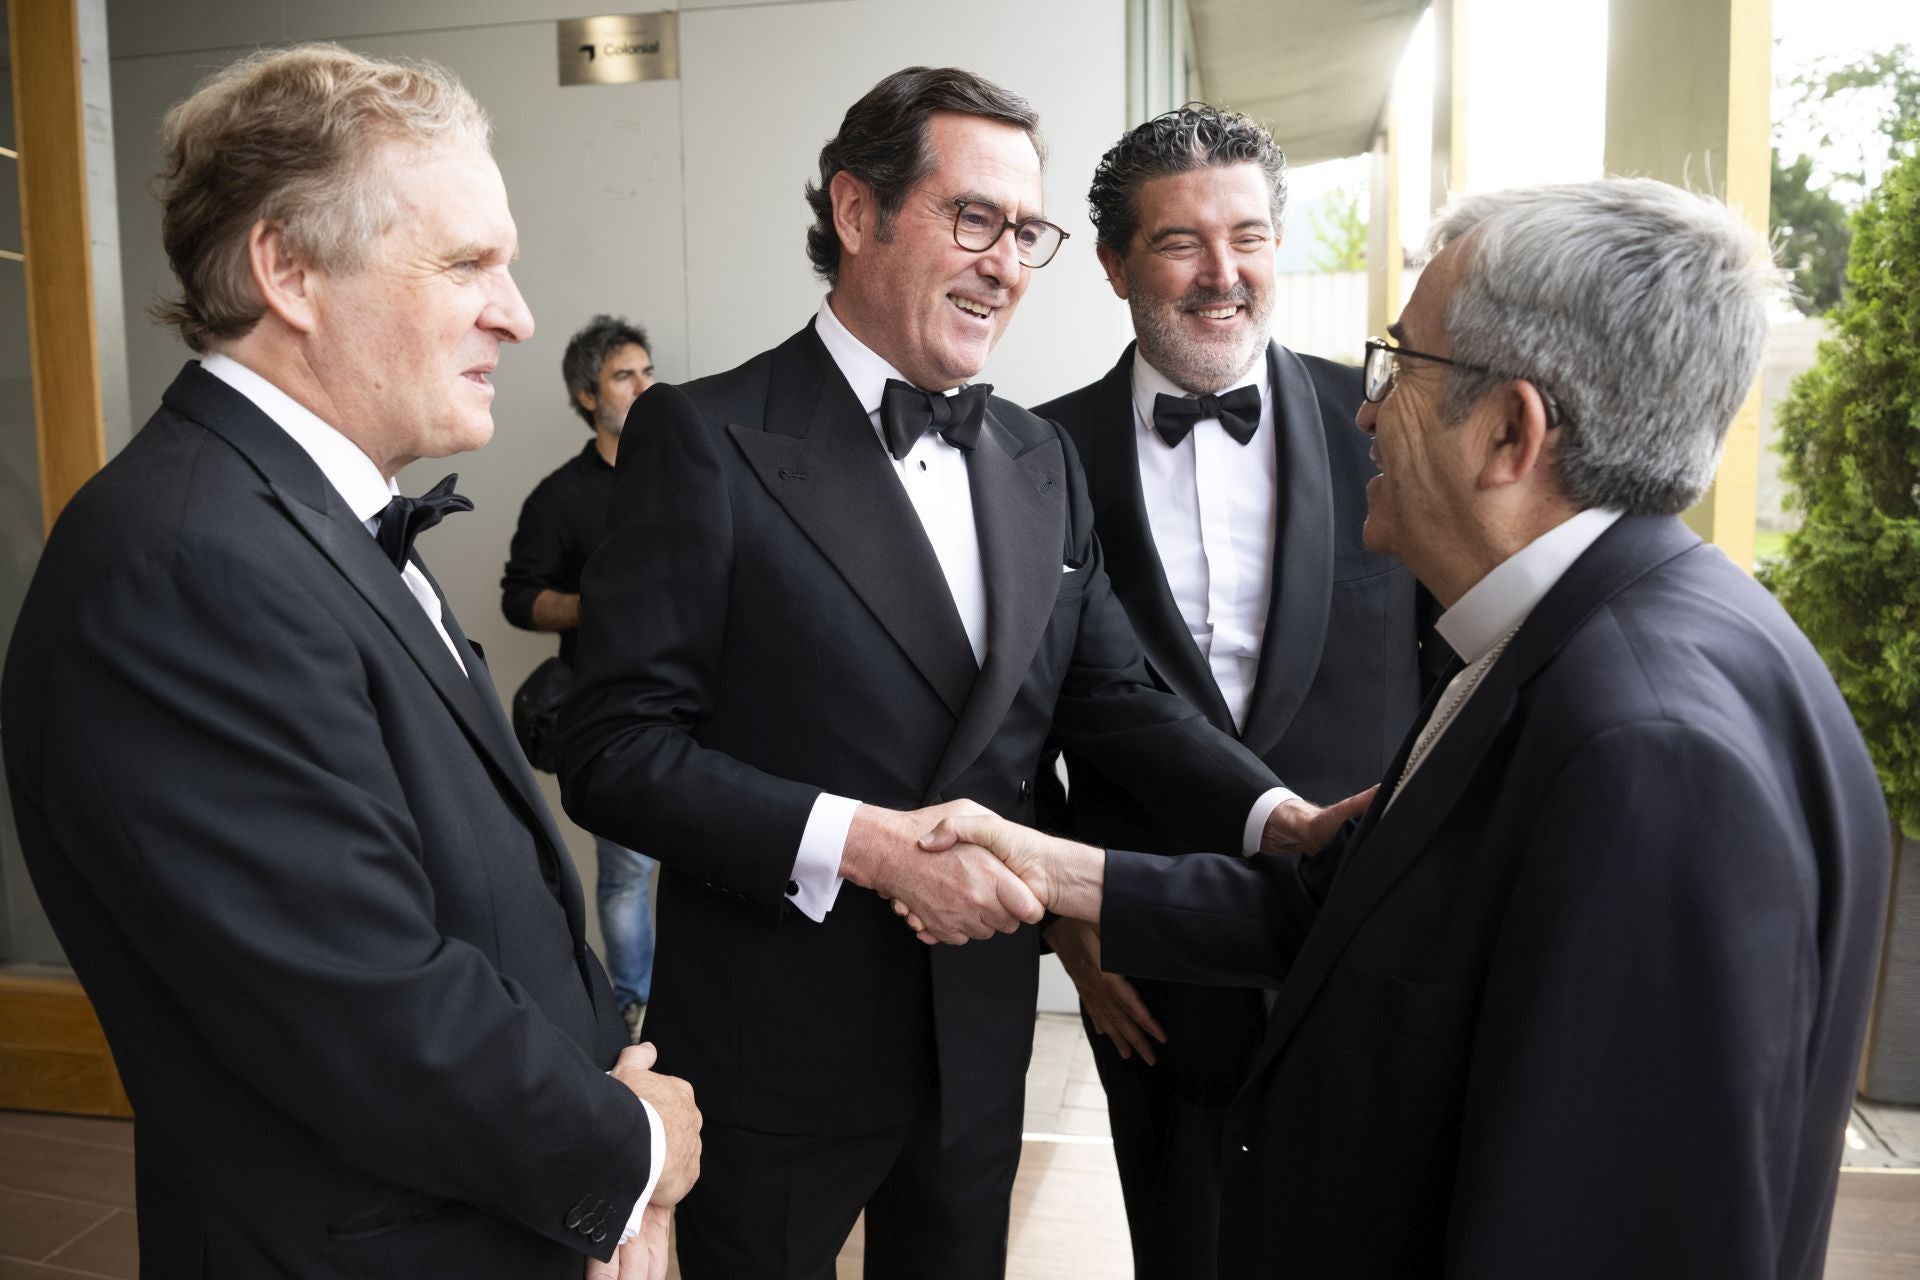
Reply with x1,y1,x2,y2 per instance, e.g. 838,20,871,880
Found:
558,68,1355,1279
1030,104,1444,1277
913,178,1891,1277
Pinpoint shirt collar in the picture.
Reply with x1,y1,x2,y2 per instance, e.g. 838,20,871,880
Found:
814,298,963,417
201,352,397,526
1436,507,1625,663
1130,347,1269,436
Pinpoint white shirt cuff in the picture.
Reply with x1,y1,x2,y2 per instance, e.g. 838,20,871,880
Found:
1241,787,1297,856
788,792,858,921
618,1096,667,1245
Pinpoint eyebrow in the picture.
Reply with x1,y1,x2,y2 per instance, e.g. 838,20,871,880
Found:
954,190,1044,223
1144,218,1271,245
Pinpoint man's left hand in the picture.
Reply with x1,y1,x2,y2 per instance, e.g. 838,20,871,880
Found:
1260,790,1376,856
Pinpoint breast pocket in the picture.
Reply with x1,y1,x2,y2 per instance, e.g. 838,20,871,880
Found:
1324,957,1478,1043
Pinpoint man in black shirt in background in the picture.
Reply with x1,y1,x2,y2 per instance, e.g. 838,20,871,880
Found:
503,314,657,1037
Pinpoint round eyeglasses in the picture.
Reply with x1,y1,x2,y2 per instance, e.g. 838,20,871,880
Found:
951,198,1069,269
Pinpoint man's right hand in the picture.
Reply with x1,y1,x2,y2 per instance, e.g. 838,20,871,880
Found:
839,801,1044,945
611,1043,701,1205
1045,918,1165,1065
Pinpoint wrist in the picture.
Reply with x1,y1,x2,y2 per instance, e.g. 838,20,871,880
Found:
838,804,895,891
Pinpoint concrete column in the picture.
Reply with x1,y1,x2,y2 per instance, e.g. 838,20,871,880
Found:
1367,105,1402,339
1604,0,1771,567
1431,0,1469,208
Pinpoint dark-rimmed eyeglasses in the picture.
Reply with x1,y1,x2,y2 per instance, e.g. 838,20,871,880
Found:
1362,338,1567,427
950,198,1068,269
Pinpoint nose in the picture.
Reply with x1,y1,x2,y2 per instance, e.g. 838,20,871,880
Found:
977,225,1025,291
1197,241,1237,292
1355,395,1379,436
486,268,535,343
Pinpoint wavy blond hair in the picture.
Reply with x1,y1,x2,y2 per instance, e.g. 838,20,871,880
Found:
155,43,490,352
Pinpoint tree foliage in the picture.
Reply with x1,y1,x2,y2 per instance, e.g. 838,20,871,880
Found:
1307,186,1366,273
1762,143,1920,836
1771,150,1850,315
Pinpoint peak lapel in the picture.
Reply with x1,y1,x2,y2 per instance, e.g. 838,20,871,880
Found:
1087,346,1235,733
726,327,977,719
1243,514,1703,1084
1238,344,1336,760
924,408,1067,800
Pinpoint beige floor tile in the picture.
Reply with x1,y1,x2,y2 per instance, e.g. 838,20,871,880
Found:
0,1188,114,1264
42,1210,136,1280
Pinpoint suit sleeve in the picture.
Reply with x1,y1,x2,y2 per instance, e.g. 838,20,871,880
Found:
1100,848,1322,991
559,383,821,903
1042,422,1283,854
1443,719,1821,1277
41,539,650,1263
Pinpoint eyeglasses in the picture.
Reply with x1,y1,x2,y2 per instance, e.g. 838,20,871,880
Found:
950,198,1069,268
1362,338,1566,427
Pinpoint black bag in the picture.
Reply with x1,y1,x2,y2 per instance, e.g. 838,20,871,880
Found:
510,656,573,773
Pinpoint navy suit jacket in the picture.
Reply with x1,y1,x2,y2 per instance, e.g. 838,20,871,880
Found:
1103,515,1891,1278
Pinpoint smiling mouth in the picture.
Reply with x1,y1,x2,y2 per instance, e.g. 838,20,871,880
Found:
1190,304,1243,321
462,369,495,388
949,294,995,321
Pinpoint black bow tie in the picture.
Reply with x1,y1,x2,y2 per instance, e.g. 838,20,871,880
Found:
1152,385,1262,447
879,379,992,462
375,474,473,570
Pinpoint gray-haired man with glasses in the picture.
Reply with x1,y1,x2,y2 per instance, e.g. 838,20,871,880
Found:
559,67,1349,1279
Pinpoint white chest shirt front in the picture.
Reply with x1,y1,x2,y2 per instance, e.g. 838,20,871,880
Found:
201,353,466,674
1130,350,1279,731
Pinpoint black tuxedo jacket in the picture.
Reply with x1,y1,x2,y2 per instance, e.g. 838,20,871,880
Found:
2,365,648,1278
1102,515,1891,1278
1033,341,1441,1100
559,321,1279,1140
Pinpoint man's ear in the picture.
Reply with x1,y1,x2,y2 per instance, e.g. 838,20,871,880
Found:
247,220,319,334
829,170,873,263
1095,243,1130,301
575,387,599,414
1478,379,1556,492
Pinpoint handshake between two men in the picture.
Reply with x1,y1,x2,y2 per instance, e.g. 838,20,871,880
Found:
840,791,1376,947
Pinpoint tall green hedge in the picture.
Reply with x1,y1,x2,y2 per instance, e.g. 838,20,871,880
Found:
1763,143,1920,837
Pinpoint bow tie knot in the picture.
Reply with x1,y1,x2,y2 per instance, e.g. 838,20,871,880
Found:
880,379,993,462
376,473,473,570
1152,385,1262,448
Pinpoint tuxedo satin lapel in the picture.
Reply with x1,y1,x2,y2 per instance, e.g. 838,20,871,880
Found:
424,566,585,934
727,332,977,719
924,410,1067,800
1090,346,1234,733
1243,513,1703,1084
1237,344,1335,760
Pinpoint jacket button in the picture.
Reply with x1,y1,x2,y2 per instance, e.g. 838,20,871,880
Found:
1019,780,1031,800
593,1225,609,1243
786,880,799,896
566,1205,584,1229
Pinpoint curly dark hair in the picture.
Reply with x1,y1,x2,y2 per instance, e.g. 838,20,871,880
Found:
804,67,1042,285
561,314,649,429
1087,103,1287,253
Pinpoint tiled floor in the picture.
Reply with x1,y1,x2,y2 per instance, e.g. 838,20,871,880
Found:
3,1016,1917,1279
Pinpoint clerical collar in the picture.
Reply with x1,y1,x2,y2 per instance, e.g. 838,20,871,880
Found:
1436,508,1625,664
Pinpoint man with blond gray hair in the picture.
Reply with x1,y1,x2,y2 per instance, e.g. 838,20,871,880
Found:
4,44,696,1280
913,178,1891,1277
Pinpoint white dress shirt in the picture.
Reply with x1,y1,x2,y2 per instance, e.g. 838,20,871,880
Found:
787,300,990,921
1131,352,1278,733
201,353,664,1241
201,354,466,675
1389,507,1624,805
1130,352,1294,849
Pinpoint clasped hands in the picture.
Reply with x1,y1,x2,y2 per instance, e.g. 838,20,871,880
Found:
875,789,1376,946
588,1041,702,1280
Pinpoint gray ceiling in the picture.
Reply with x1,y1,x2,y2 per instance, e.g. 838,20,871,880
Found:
1189,0,1430,167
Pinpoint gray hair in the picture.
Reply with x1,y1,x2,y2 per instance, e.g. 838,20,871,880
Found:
1427,178,1779,515
156,43,491,352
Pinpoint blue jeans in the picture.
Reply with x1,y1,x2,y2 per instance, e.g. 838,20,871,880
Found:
594,837,656,1006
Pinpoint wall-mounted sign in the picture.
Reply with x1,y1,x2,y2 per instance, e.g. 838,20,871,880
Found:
558,12,679,87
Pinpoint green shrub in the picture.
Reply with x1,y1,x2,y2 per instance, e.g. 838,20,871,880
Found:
1763,142,1920,837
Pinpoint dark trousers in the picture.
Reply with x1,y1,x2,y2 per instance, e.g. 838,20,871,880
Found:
1086,1008,1229,1279
674,1098,1024,1280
